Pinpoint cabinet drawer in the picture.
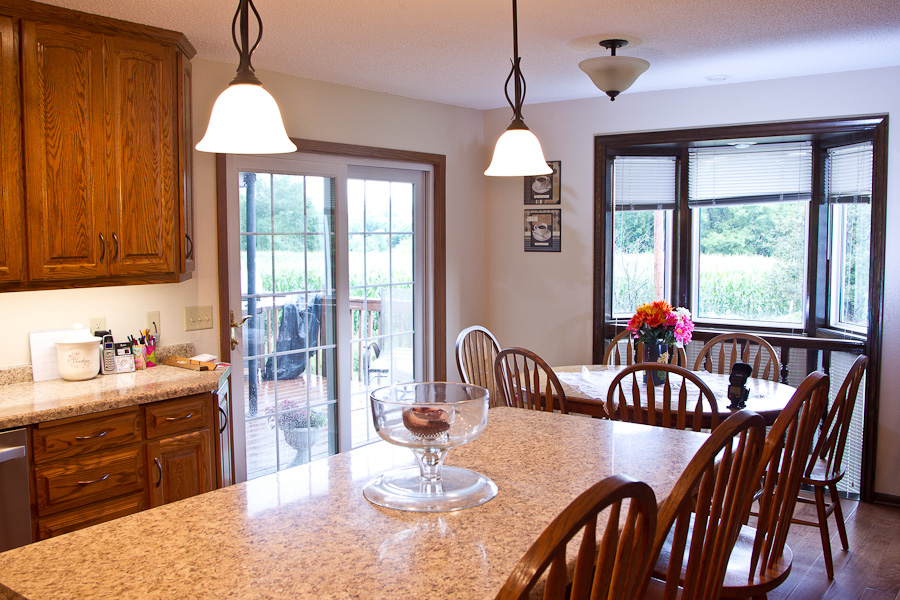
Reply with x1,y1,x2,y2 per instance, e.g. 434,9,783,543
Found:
37,491,147,540
34,446,145,516
32,408,142,464
144,394,209,439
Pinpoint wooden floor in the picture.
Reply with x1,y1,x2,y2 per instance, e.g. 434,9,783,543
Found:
769,495,900,600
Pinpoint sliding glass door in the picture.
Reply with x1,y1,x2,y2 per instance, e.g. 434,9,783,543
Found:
223,154,430,481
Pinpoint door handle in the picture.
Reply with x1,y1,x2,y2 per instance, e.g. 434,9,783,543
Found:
154,458,162,487
229,310,251,351
219,407,228,433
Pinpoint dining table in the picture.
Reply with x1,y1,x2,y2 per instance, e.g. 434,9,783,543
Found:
0,407,710,600
552,364,797,425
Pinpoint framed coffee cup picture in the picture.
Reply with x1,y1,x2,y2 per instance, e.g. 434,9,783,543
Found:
525,161,561,205
524,209,561,252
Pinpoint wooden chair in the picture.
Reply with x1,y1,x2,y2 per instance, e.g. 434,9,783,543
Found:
455,325,502,408
649,410,768,600
602,330,687,367
605,363,722,431
791,355,868,578
494,347,569,413
693,333,781,382
718,371,830,599
496,474,657,600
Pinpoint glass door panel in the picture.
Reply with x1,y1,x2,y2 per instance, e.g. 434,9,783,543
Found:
239,171,337,479
347,171,423,449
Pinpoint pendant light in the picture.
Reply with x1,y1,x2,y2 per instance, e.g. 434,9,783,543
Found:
196,0,297,154
578,39,649,101
484,0,551,177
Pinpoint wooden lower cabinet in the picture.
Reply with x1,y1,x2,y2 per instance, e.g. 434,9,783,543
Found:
146,429,214,508
37,492,147,541
33,445,145,516
30,391,223,541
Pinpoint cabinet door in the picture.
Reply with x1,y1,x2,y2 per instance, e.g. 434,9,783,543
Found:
146,429,214,508
104,35,177,276
217,379,234,487
0,16,24,282
22,21,107,280
177,54,195,276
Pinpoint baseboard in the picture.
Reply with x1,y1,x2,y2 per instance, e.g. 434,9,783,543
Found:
872,492,900,507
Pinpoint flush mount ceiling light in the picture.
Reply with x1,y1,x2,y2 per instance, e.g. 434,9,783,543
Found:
578,38,650,101
484,0,551,177
196,0,296,154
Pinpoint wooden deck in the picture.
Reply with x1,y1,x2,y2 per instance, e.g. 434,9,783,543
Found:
241,373,378,480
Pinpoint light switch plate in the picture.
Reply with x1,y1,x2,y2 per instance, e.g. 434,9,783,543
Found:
184,305,213,331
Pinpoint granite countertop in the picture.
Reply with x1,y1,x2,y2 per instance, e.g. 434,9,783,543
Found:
0,408,709,600
0,365,230,429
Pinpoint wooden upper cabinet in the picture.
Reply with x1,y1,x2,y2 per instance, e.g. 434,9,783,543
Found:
104,35,177,276
0,16,24,282
0,0,195,291
22,21,107,281
177,54,195,276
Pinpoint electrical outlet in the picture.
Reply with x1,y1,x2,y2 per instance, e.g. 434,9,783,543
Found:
147,311,161,337
89,316,106,333
184,305,213,331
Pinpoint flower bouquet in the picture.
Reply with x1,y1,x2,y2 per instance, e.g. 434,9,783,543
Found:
626,301,694,384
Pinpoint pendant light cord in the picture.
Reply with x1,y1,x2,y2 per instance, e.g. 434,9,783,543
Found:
503,0,528,129
230,0,264,85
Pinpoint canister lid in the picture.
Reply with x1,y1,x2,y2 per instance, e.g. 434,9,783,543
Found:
56,324,102,345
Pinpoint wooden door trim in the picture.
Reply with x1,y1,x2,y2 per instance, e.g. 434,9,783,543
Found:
216,139,447,380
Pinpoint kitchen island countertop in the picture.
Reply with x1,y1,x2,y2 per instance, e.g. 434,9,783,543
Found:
0,408,709,600
0,365,230,429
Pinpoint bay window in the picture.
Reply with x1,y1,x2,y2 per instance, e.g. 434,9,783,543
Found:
594,117,887,500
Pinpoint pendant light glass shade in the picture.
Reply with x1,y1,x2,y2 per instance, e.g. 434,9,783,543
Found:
485,128,552,176
196,83,297,154
196,0,296,155
579,56,649,100
485,0,550,177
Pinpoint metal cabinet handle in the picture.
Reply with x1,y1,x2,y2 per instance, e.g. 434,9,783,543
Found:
185,234,193,259
99,233,105,263
154,458,162,487
78,473,110,485
165,412,193,422
0,445,25,463
219,407,228,434
75,430,108,441
112,232,119,261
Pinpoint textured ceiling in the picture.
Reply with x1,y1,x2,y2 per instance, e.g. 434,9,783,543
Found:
41,0,900,110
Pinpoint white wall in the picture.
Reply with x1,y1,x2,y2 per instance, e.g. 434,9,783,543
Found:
0,58,487,384
483,66,900,497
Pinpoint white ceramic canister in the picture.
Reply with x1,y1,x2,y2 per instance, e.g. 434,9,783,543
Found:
55,325,101,381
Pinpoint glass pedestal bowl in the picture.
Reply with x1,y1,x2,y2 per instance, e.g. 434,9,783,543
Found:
363,382,498,512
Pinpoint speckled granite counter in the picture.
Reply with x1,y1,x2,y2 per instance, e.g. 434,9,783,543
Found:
0,408,709,600
0,365,230,429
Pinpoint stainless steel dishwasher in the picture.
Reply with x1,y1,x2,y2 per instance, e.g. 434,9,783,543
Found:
0,428,33,552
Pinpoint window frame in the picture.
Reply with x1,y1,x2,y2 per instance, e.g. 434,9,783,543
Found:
592,116,887,501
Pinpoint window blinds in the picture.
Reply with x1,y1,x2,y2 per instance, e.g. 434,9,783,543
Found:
688,142,813,207
612,156,676,210
826,142,873,204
